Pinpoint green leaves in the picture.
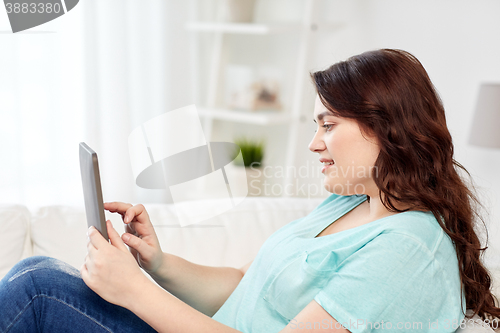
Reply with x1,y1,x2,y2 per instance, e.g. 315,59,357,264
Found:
233,137,264,167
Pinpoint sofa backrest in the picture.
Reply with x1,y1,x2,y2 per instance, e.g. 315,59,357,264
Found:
0,205,31,278
0,197,324,279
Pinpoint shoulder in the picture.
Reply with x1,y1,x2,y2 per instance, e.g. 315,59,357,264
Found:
383,210,441,239
376,210,458,265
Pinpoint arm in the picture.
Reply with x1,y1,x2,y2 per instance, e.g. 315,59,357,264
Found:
103,202,252,317
82,221,243,333
128,278,344,333
82,213,345,333
127,275,243,333
279,300,351,333
149,253,251,317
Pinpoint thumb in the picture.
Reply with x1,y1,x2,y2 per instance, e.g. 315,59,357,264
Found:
122,232,146,254
106,220,128,252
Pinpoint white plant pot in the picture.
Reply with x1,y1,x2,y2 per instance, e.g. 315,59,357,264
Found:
220,0,256,23
246,166,263,196
225,164,263,197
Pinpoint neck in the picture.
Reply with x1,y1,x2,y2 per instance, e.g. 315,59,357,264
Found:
363,191,410,221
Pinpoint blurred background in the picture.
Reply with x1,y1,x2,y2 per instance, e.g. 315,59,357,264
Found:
1,0,499,265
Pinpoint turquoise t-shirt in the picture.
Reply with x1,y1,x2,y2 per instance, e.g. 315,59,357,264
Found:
212,194,466,332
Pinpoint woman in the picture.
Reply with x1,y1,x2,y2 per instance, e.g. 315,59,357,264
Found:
1,49,499,332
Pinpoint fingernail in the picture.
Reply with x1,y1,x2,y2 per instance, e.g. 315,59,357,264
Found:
122,233,130,243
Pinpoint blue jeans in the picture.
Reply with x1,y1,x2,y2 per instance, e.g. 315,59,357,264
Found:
0,256,157,333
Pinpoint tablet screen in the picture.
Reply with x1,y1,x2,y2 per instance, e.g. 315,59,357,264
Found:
79,142,109,241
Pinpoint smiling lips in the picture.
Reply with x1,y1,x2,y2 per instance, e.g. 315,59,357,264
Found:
319,158,334,174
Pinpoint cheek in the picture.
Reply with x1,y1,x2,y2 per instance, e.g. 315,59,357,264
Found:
351,148,379,178
360,140,380,166
325,136,362,166
325,138,379,178
324,135,346,160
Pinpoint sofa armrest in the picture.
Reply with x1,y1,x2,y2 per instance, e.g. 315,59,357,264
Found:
0,205,30,279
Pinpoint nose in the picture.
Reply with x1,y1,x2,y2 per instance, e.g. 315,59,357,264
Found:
308,129,326,153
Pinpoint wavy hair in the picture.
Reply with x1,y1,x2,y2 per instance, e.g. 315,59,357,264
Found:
311,49,500,323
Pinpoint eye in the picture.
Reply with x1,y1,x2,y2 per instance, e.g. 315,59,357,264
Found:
322,123,335,131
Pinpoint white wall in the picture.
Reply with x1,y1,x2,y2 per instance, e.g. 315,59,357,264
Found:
0,3,86,207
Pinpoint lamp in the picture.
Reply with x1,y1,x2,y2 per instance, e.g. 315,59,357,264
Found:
468,83,500,149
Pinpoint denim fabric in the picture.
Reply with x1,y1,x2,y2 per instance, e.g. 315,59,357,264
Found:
0,256,157,333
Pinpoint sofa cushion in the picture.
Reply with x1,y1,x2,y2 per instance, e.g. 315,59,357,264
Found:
31,206,88,270
0,205,30,279
144,197,324,268
30,205,128,270
27,197,323,271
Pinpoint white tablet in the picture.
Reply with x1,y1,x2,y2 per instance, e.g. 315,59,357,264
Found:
79,142,109,241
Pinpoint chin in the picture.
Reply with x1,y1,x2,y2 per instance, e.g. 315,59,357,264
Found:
323,183,348,196
323,179,366,197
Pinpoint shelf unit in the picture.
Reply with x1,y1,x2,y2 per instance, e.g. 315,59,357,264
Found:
187,0,317,196
197,108,294,126
185,21,302,35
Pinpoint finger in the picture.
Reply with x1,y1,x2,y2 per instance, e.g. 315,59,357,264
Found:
123,204,150,224
87,239,97,257
80,261,93,289
84,253,97,279
88,226,109,250
84,254,90,267
107,220,128,252
83,254,91,273
80,262,88,280
86,252,95,268
121,232,147,255
103,202,133,215
125,223,136,236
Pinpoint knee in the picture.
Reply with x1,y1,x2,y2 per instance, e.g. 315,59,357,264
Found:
5,256,80,284
5,256,51,278
0,257,87,324
17,255,52,267
10,256,56,274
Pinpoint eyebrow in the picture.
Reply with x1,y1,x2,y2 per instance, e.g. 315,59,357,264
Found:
313,111,335,123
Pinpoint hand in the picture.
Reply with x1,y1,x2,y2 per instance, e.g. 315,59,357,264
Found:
103,202,164,276
80,221,150,309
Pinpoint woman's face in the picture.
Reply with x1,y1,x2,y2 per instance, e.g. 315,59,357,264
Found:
309,95,380,196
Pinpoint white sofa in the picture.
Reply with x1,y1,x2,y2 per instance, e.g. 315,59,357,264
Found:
1,197,499,332
0,197,326,279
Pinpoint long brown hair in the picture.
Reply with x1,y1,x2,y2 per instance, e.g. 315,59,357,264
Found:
312,49,500,323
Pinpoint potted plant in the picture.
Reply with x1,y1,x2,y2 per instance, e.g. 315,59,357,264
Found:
231,137,265,196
